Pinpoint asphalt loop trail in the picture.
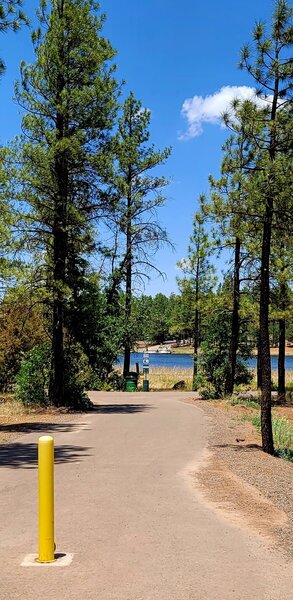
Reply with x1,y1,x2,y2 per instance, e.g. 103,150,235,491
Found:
1,391,292,600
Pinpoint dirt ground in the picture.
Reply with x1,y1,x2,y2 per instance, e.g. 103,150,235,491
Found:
147,344,293,356
0,402,82,445
183,398,293,558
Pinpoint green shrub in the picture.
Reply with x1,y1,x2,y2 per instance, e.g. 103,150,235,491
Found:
275,448,293,462
62,343,92,409
198,380,218,400
16,345,50,406
16,342,93,409
107,371,124,391
197,343,252,399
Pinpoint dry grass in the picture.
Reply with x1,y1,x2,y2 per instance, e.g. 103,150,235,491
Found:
0,394,80,445
272,369,293,390
171,346,193,354
142,367,293,393
140,367,193,391
247,369,293,393
0,395,38,417
263,347,293,357
0,394,73,419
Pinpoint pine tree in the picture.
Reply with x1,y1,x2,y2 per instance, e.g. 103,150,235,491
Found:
178,200,216,390
108,92,171,377
15,0,119,406
208,126,261,395
235,0,293,454
0,1,28,76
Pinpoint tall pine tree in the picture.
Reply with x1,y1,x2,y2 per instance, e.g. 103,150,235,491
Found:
178,200,216,390
108,93,171,376
15,0,119,406
239,0,292,453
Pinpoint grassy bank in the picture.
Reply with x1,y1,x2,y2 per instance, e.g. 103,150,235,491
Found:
170,346,193,354
143,367,193,391
137,367,293,393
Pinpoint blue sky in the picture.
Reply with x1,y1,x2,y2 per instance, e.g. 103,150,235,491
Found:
1,0,275,296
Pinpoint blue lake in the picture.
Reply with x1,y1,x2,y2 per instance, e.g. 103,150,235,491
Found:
117,353,293,371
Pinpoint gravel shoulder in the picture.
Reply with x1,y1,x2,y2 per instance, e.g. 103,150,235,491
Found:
183,397,293,557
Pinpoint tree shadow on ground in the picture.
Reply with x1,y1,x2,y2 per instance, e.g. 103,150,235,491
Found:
211,443,262,452
0,421,88,435
91,404,153,414
0,442,91,469
272,399,293,407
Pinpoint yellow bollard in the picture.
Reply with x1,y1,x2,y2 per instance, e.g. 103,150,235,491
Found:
38,435,55,562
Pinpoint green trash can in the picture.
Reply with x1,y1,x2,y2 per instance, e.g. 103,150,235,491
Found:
124,372,138,392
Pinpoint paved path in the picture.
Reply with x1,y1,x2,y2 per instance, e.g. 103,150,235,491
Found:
1,391,292,600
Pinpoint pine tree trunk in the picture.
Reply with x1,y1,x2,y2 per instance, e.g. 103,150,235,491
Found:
225,236,241,395
259,211,274,454
192,307,199,391
258,66,279,454
123,265,131,377
49,165,68,406
278,318,286,403
192,257,200,391
257,333,262,389
50,254,65,406
49,41,68,406
123,185,132,378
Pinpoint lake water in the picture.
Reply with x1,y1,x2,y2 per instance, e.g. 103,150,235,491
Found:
117,352,293,371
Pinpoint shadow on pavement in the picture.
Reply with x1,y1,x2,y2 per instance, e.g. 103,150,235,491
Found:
91,403,153,414
0,442,91,469
0,421,87,435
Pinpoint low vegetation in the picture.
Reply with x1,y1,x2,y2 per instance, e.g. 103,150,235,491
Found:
134,367,293,397
220,394,293,462
142,367,193,391
251,414,293,462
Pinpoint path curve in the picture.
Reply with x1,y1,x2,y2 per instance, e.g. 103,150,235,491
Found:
1,391,292,600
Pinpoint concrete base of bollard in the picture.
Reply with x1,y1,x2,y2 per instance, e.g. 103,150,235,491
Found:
21,553,74,567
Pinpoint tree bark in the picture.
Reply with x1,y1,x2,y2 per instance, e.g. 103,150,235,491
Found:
123,256,132,377
225,236,241,395
256,332,262,389
49,145,68,406
49,24,68,406
192,242,201,391
259,209,274,454
278,318,286,403
192,304,199,391
258,52,280,455
123,173,132,378
50,218,66,406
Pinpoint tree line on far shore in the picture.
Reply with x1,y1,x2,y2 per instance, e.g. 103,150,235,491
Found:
0,1,292,457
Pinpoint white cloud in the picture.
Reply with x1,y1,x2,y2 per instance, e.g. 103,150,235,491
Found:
179,85,268,140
